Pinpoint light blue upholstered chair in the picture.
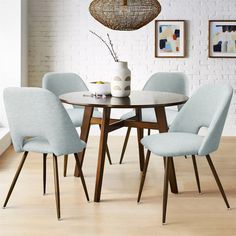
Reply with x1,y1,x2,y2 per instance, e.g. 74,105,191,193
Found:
3,87,90,220
42,72,112,177
138,84,233,224
119,72,188,164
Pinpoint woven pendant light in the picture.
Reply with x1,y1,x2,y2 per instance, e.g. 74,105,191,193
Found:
89,0,162,31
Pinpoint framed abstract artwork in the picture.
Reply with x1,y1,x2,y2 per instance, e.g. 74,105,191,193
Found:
155,20,186,58
209,20,236,58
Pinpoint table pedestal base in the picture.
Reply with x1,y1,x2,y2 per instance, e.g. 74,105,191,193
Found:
75,106,178,202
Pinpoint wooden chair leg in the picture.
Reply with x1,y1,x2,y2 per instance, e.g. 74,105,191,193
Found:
206,155,230,209
74,153,90,202
3,151,28,208
119,127,131,164
137,150,151,203
43,153,47,195
53,154,61,220
136,108,145,172
99,124,112,165
144,129,151,157
63,155,68,177
162,157,171,224
106,146,112,165
192,155,201,193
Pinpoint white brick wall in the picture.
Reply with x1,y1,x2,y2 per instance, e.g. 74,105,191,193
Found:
28,0,236,135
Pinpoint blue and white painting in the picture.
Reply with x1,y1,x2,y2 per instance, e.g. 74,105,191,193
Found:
210,21,236,57
156,21,185,57
159,25,180,53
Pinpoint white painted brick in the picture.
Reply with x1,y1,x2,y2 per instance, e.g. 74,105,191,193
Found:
28,0,236,135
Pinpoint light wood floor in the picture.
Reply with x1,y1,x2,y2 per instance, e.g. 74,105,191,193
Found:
0,136,236,236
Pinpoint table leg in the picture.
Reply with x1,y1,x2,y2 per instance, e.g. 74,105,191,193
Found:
94,107,111,202
74,106,94,177
135,108,145,172
154,106,178,194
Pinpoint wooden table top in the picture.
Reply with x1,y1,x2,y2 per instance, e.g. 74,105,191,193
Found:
59,91,188,108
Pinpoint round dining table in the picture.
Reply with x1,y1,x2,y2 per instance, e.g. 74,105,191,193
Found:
59,90,188,202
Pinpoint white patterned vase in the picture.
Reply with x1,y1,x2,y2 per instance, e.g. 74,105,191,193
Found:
111,61,131,97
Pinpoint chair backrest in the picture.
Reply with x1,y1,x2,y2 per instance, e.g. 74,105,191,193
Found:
42,72,88,97
143,72,189,95
4,87,85,156
169,84,233,155
143,72,188,110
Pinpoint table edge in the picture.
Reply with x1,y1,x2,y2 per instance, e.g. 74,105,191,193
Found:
60,98,188,108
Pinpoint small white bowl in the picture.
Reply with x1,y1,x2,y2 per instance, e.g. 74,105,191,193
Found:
89,82,111,95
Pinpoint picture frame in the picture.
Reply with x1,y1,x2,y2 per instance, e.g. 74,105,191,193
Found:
209,20,236,58
155,20,186,58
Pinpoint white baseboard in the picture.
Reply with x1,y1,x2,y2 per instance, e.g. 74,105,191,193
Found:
222,128,236,136
0,128,11,156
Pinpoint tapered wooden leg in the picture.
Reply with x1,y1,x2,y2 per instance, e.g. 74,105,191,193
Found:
192,155,201,193
74,106,94,177
119,127,131,164
146,129,151,158
43,153,47,195
74,153,90,202
99,125,112,165
3,152,29,208
94,107,111,202
163,157,171,224
137,150,151,202
168,157,178,194
53,154,61,220
106,146,112,165
135,108,144,172
154,106,178,194
163,156,166,167
206,155,230,209
63,155,68,177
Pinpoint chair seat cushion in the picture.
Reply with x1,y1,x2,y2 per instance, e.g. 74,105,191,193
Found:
120,108,177,125
23,137,86,155
67,108,102,127
23,137,52,154
141,132,204,157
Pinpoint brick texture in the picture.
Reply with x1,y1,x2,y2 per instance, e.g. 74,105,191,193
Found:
28,0,236,135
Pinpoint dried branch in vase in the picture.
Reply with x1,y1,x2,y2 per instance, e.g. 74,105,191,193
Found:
90,30,119,62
